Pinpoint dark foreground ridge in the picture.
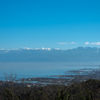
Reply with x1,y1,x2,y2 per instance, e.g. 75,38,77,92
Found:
0,79,100,100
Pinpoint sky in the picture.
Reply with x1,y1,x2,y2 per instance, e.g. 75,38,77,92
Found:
0,0,100,50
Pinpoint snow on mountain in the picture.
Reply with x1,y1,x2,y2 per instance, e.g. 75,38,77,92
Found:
0,47,100,62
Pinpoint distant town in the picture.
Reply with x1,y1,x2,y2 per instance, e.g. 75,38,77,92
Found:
1,67,100,87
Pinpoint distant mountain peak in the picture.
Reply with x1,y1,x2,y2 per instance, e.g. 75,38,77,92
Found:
0,46,100,62
0,46,99,51
74,46,99,50
19,47,32,50
41,47,51,51
18,47,60,51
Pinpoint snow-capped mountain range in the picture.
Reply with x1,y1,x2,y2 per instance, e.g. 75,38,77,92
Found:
0,47,100,62
0,47,60,51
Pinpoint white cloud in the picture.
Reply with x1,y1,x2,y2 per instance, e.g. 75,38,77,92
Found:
91,42,100,45
85,42,100,45
58,42,78,45
70,42,78,44
58,42,68,44
85,42,89,45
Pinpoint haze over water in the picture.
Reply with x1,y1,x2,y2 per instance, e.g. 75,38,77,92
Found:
0,62,99,80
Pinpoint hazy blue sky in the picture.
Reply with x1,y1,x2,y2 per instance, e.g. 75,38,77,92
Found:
0,0,100,50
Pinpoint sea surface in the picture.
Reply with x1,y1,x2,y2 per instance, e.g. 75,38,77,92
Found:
0,62,100,80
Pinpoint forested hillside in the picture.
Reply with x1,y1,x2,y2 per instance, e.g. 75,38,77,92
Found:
0,79,100,100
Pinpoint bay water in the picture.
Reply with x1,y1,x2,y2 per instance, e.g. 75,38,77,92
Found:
0,62,100,81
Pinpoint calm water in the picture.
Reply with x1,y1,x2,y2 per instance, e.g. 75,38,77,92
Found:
0,62,100,80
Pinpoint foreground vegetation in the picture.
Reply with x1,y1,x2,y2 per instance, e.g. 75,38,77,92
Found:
0,79,100,100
